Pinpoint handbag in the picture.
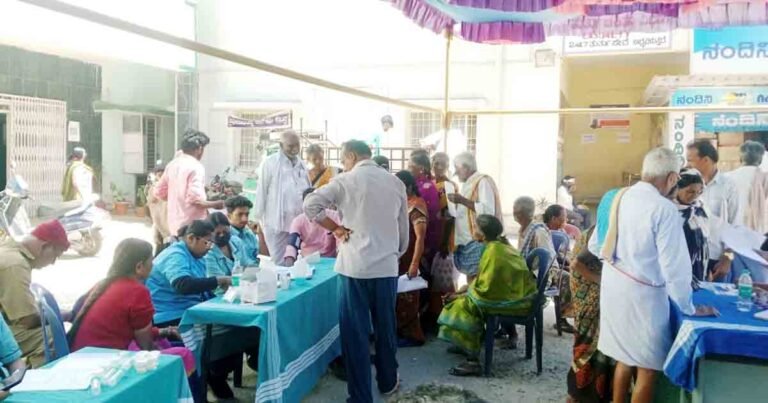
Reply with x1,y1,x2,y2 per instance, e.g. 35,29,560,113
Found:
431,254,459,293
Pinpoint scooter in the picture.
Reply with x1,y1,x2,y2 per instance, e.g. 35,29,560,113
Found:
0,165,109,256
37,198,109,257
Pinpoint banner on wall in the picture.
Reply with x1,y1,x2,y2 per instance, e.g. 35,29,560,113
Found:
695,112,768,132
227,111,292,129
691,26,768,74
563,31,671,55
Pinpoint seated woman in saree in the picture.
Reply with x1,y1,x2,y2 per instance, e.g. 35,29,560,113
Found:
568,226,614,403
205,212,253,294
674,168,710,282
306,144,340,189
395,171,428,347
438,214,537,376
68,239,196,384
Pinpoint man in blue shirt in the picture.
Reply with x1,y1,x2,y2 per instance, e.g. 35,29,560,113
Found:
147,220,231,326
225,196,259,264
1,317,25,399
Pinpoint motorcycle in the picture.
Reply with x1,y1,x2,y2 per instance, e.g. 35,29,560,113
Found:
36,197,109,257
0,165,109,256
206,167,243,201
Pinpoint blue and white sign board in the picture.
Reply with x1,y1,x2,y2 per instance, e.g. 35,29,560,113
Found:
691,26,768,74
670,87,768,134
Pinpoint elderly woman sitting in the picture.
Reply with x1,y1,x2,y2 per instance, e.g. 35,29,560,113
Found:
438,215,537,376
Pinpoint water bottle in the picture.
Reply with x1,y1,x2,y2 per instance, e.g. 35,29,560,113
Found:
737,270,753,312
232,262,243,288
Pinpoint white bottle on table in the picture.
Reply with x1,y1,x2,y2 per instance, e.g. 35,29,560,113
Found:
737,270,753,312
232,262,243,288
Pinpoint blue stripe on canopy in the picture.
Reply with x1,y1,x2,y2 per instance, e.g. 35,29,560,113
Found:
423,0,579,24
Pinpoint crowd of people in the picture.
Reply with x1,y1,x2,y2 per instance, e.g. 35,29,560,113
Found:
1,125,767,403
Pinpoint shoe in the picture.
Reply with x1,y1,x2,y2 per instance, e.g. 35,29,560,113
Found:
208,375,235,400
555,320,576,334
381,374,400,396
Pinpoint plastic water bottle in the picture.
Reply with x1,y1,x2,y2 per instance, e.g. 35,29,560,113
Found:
737,270,753,312
232,263,243,288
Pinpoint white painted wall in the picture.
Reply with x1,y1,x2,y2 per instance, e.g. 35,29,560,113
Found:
100,61,177,202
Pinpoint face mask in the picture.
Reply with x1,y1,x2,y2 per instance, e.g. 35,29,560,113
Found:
214,232,231,247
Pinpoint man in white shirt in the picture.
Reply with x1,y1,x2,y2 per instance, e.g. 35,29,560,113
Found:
304,140,408,402
556,176,576,211
686,140,741,281
255,131,310,263
726,141,768,233
448,152,503,249
597,147,709,403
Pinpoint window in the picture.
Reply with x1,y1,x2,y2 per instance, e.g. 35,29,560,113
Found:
407,112,477,152
143,116,159,172
237,111,269,171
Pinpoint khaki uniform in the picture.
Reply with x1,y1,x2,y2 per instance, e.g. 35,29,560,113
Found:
0,241,45,367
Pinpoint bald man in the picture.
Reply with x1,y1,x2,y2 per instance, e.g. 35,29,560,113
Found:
255,130,311,262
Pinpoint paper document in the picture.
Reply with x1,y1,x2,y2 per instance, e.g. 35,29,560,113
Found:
397,274,428,293
721,226,768,265
699,282,738,296
754,310,768,321
12,369,94,392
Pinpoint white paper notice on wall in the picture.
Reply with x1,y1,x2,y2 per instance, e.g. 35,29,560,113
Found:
581,133,597,144
616,132,631,144
67,121,80,142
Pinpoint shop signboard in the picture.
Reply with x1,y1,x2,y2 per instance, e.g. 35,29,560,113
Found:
670,87,768,133
666,112,694,167
670,87,768,107
695,112,768,132
691,26,768,74
563,31,671,55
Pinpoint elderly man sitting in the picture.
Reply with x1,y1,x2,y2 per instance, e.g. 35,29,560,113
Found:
513,196,573,334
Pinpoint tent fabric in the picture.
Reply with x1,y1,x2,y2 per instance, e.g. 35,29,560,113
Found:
389,0,768,43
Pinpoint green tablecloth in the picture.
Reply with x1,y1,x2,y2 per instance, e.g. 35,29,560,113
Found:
179,258,341,403
6,347,192,403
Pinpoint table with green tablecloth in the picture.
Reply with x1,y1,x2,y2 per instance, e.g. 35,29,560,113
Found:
179,258,341,403
6,347,192,403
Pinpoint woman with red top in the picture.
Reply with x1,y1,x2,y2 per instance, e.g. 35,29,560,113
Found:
69,239,194,375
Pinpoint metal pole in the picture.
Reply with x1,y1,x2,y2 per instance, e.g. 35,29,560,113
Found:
19,0,440,113
442,28,452,152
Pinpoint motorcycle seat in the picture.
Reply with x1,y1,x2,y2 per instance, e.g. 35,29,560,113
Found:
37,200,86,219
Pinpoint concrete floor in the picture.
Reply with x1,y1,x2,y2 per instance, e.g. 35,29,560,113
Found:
33,217,571,402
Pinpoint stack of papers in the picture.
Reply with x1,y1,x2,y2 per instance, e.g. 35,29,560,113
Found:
397,274,428,293
13,353,119,393
699,282,738,297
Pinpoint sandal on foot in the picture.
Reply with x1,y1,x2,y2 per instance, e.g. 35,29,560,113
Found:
449,360,482,377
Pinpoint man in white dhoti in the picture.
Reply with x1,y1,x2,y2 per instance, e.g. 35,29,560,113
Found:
447,152,503,249
255,130,310,263
596,147,709,403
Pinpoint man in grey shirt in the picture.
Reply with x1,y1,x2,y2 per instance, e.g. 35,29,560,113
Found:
304,140,408,402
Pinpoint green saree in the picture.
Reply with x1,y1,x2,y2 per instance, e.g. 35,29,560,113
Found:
437,241,537,356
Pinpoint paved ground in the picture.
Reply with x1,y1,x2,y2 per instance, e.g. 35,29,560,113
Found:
32,218,571,402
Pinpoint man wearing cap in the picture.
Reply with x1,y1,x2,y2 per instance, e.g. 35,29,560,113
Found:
0,220,69,367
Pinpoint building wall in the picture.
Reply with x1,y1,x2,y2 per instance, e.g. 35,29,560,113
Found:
561,60,687,200
0,44,102,186
99,61,177,203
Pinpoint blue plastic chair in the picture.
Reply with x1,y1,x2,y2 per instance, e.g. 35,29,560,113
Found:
33,287,70,363
30,284,63,323
549,230,570,337
483,248,552,376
